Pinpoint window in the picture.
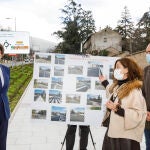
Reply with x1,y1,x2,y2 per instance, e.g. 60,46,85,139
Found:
104,37,107,42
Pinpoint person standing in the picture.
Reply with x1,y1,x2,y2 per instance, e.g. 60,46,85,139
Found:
142,43,150,150
0,44,10,150
99,57,147,150
65,125,89,150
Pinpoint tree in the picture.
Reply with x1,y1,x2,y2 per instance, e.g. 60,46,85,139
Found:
137,9,150,46
54,0,95,54
131,27,146,52
115,6,134,52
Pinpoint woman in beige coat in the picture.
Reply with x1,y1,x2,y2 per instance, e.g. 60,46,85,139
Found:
99,58,147,150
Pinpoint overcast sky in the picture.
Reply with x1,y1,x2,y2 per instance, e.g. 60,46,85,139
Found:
0,0,149,43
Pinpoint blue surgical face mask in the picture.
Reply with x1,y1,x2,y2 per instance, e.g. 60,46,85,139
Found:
146,54,150,64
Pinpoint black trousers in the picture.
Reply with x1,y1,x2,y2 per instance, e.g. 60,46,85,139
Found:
66,125,90,150
0,100,8,150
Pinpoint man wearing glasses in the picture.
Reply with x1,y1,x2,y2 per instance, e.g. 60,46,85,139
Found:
142,43,150,150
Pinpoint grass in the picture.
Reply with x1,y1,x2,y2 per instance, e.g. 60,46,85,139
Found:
8,64,33,112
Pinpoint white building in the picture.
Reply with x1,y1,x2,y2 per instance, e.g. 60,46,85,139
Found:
30,36,56,53
83,27,122,56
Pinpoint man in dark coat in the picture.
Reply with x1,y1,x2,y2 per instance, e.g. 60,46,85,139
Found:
0,44,10,150
142,43,150,150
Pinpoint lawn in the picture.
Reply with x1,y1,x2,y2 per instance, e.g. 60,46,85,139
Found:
8,64,33,112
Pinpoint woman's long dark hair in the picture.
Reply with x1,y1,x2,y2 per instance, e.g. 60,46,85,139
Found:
113,57,143,82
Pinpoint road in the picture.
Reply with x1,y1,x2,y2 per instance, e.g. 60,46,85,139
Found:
2,60,32,67
49,95,62,103
88,67,99,77
76,82,91,92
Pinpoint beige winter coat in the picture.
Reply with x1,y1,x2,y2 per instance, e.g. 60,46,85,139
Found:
105,80,147,142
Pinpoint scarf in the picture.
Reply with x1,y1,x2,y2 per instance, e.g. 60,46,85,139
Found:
109,79,142,100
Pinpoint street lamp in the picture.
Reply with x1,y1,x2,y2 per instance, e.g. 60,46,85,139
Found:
5,17,16,31
5,17,17,67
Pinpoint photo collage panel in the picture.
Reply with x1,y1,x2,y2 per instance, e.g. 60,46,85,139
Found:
31,53,118,125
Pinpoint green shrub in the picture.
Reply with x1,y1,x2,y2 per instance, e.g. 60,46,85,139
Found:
8,64,33,112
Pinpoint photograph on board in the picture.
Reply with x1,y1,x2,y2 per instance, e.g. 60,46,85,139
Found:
66,94,81,104
48,90,62,103
34,89,46,102
70,107,85,122
54,66,64,76
51,77,63,90
109,65,114,80
68,65,83,75
51,106,67,122
35,53,51,63
76,77,91,92
87,94,102,110
39,66,51,78
32,109,47,119
95,80,105,90
87,61,103,77
34,79,48,89
55,54,65,64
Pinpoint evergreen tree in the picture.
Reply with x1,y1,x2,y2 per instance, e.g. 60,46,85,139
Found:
115,6,134,52
54,0,95,54
131,27,145,52
137,9,150,46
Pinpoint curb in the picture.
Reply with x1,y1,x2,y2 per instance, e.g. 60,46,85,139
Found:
9,78,33,124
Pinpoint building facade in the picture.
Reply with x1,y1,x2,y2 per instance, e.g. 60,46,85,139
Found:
83,27,122,56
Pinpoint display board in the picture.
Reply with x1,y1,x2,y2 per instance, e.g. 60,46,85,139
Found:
0,31,30,54
31,53,118,126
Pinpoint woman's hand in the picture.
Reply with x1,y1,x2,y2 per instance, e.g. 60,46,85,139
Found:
99,75,106,82
106,100,119,112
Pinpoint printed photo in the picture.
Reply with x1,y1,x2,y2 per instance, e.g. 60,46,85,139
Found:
70,107,85,122
32,109,46,119
87,61,103,77
87,94,102,110
51,106,67,122
54,66,64,76
51,77,63,89
34,79,48,89
34,89,46,102
48,90,62,103
76,77,91,92
109,65,114,80
68,65,83,75
66,94,81,104
95,80,105,90
35,54,51,63
39,66,51,78
55,54,65,64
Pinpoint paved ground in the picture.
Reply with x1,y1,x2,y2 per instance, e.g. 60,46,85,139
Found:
7,79,146,150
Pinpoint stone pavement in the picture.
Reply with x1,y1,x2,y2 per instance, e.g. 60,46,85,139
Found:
7,79,146,150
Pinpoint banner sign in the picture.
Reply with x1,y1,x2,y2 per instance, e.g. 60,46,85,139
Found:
31,53,119,126
0,31,30,54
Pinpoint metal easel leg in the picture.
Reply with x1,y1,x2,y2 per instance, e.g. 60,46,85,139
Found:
61,126,69,150
88,126,96,150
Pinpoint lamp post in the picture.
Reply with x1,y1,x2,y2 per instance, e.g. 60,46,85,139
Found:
5,17,17,67
5,17,16,31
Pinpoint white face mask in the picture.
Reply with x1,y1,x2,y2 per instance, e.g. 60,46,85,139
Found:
114,69,124,80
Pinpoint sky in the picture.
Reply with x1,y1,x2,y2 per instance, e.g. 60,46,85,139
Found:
0,0,149,44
